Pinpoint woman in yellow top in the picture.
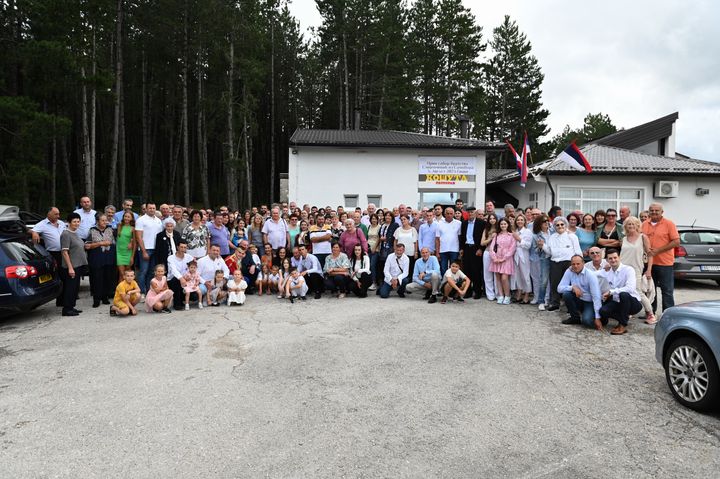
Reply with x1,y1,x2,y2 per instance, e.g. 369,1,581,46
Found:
111,270,141,316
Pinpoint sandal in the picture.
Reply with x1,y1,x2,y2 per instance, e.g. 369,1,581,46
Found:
644,313,658,325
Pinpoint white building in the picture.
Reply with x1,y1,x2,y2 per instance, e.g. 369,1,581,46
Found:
487,112,720,228
288,129,504,209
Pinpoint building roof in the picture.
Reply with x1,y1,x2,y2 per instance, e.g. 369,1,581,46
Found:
290,129,505,150
487,143,720,184
486,168,516,181
590,112,678,150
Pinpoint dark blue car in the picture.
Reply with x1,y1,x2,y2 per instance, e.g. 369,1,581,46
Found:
655,301,720,412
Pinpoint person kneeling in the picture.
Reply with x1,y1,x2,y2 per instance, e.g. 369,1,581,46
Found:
407,247,441,303
599,249,643,335
287,267,308,303
379,244,409,298
111,270,141,316
557,255,603,329
440,260,469,304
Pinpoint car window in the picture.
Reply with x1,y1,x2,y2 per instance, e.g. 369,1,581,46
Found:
680,231,720,245
1,240,45,262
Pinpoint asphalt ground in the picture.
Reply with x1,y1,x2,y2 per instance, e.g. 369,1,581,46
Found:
1,279,719,478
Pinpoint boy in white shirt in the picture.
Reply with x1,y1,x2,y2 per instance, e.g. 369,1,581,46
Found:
441,260,470,304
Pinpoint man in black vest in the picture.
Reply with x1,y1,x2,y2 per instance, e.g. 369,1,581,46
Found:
459,207,486,299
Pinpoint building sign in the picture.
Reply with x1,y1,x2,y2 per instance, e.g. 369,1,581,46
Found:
418,157,476,186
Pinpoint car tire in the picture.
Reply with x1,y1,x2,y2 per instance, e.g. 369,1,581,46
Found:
664,337,720,412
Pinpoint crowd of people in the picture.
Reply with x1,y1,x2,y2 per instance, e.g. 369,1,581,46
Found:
30,196,680,335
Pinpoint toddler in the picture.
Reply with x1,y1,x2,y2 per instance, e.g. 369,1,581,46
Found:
208,269,228,306
182,261,203,310
227,270,248,306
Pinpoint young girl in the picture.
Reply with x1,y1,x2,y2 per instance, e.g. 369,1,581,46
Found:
512,214,533,304
182,261,203,310
208,270,228,306
267,265,281,294
145,264,174,313
287,267,308,303
256,264,270,296
227,270,248,306
481,214,498,301
489,218,517,305
278,257,292,299
111,270,141,316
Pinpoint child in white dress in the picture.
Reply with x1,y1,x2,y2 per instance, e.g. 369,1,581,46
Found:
227,270,247,306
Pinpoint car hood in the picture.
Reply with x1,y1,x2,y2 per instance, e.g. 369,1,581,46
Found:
663,300,720,323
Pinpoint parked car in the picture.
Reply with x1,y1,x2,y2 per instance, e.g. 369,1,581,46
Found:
19,210,44,230
0,205,62,317
674,225,720,286
655,300,720,412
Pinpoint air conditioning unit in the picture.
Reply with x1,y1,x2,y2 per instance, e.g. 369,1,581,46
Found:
654,180,679,198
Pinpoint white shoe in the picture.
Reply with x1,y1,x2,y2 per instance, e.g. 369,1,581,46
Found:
184,304,189,311
502,297,511,305
198,302,204,309
497,296,504,304
140,294,146,303
368,283,377,291
338,293,345,299
538,304,546,311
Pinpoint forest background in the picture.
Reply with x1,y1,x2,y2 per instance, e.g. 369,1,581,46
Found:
0,0,615,211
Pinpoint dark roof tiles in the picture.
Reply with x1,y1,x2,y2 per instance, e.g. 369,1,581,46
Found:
290,129,504,150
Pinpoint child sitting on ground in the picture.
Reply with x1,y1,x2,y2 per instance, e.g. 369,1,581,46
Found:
207,269,228,306
111,270,141,316
440,260,470,304
267,264,281,295
182,260,203,310
227,270,248,306
287,267,308,303
277,258,291,299
256,264,270,296
145,264,174,313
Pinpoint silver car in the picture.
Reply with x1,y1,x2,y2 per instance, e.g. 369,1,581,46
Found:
674,226,720,286
655,300,720,412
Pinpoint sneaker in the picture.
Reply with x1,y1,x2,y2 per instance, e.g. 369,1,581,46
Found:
140,294,146,303
198,302,204,309
277,294,283,299
184,304,190,311
486,297,496,302
368,283,377,291
338,293,346,299
497,296,504,305
538,304,546,311
428,294,437,304
456,297,464,303
546,304,559,311
502,297,511,305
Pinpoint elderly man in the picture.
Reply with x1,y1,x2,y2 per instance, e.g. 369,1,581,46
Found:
197,244,230,304
352,211,368,237
379,243,410,298
407,247,441,303
599,249,644,335
618,205,631,224
32,207,66,306
395,204,408,226
435,207,462,275
73,196,97,240
104,205,117,227
361,203,377,226
172,205,189,233
297,244,324,299
418,210,438,254
158,204,174,225
262,207,289,251
460,207,485,299
557,255,603,329
585,246,611,294
641,203,680,314
167,241,193,310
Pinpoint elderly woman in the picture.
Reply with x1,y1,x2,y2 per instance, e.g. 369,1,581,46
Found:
339,219,368,257
543,216,582,311
620,216,656,324
323,242,351,298
182,210,210,259
596,207,623,253
393,215,419,273
86,213,116,308
59,212,89,316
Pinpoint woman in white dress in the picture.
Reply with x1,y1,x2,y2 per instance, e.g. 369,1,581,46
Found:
480,214,498,301
512,214,533,303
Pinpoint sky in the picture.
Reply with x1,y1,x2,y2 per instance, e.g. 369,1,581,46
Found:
287,0,720,161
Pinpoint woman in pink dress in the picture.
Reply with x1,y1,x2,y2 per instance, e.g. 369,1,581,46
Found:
145,264,174,313
489,218,517,305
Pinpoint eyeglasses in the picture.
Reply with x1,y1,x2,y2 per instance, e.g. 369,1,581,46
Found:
590,251,601,255
555,223,566,227
606,214,617,217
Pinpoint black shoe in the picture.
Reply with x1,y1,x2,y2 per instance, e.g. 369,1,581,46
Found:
62,310,79,317
290,296,295,303
464,292,473,299
428,294,437,304
161,308,172,314
473,293,482,300
561,317,581,325
397,292,405,298
109,307,117,316
301,295,306,301
424,290,432,300
314,292,322,300
92,300,101,308
457,297,465,303
405,290,412,295
546,304,559,311
72,308,83,314
102,298,110,305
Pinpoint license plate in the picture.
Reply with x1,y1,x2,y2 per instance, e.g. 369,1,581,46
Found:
700,265,720,272
39,274,52,284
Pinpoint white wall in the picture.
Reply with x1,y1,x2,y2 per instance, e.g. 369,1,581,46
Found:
288,147,487,209
500,175,720,228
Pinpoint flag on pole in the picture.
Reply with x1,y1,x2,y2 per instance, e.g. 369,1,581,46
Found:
557,142,592,172
520,132,530,187
505,139,522,173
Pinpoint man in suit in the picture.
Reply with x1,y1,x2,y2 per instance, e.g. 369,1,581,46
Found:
154,219,183,269
459,207,486,299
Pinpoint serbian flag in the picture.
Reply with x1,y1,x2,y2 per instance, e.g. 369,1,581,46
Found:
505,139,522,173
557,142,592,172
520,132,530,187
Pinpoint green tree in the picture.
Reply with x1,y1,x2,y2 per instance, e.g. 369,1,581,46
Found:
549,112,617,155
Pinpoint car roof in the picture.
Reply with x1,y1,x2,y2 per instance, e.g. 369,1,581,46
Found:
677,225,717,230
0,205,21,222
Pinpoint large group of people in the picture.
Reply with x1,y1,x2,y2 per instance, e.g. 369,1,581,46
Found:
30,196,680,335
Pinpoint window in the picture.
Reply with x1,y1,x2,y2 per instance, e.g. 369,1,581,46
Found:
528,192,538,208
344,195,359,208
367,195,382,208
558,187,642,216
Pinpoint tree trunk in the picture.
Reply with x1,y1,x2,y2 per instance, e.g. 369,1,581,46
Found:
342,31,350,130
226,38,237,210
108,0,123,205
269,20,275,203
51,136,57,206
182,1,190,206
119,85,126,199
377,52,389,129
81,66,92,196
243,84,252,207
197,48,210,207
141,51,153,200
61,138,76,207
90,30,97,194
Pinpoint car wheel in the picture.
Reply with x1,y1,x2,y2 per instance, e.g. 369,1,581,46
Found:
664,337,720,412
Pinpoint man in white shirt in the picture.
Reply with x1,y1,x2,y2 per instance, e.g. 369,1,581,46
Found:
379,243,410,298
197,244,230,303
361,203,376,226
134,203,164,295
585,247,610,294
308,215,332,268
262,207,290,251
31,206,66,306
599,249,643,335
297,244,324,299
73,196,96,240
435,207,462,274
167,241,193,310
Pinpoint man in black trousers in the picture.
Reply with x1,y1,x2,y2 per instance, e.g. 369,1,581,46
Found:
459,207,486,299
